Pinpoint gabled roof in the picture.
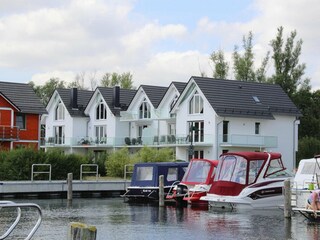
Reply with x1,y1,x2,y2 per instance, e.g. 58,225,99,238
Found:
172,81,187,93
192,76,301,119
0,81,46,114
57,88,93,117
140,85,168,108
97,87,136,116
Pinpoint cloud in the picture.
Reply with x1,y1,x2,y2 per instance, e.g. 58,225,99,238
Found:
0,0,319,91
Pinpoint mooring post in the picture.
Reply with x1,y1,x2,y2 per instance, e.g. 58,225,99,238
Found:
67,173,73,201
159,175,164,207
68,222,97,240
284,178,292,218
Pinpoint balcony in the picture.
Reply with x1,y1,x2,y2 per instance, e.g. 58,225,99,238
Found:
41,134,215,148
219,134,278,148
0,126,19,141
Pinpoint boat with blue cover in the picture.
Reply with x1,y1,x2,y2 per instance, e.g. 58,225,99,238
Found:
121,161,189,202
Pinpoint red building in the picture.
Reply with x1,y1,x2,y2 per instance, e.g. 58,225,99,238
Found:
0,82,46,150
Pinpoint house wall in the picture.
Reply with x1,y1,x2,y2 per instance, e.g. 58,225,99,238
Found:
175,88,216,161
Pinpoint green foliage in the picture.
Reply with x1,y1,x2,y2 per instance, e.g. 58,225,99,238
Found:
269,26,308,98
210,49,229,79
45,149,86,180
29,78,65,105
132,146,174,163
100,72,135,89
297,136,320,164
105,148,131,177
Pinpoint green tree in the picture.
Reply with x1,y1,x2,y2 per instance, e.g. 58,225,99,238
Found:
233,31,269,82
269,26,309,97
297,136,320,163
210,49,229,79
101,72,135,89
29,78,65,105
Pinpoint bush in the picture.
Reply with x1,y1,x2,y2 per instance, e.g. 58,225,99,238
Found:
132,146,174,163
106,147,131,177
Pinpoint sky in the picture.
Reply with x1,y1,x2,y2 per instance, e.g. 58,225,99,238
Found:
0,0,319,90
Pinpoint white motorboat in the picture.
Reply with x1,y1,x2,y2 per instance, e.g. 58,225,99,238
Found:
200,152,293,210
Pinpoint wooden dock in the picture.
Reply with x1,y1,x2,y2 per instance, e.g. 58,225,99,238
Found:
0,180,130,199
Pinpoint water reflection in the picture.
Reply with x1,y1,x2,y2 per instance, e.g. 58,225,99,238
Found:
1,198,320,240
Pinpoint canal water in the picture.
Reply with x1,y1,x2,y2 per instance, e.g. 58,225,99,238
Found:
1,198,320,240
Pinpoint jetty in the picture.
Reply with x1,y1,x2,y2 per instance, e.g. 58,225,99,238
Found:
0,180,130,199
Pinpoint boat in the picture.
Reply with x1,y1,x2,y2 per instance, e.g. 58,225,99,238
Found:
121,161,189,202
200,152,293,210
292,154,320,218
166,158,218,207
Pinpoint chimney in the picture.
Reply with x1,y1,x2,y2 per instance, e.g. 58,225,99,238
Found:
113,86,120,108
70,88,78,109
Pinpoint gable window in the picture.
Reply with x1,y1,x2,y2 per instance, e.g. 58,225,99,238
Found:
255,122,260,135
189,91,203,114
54,126,65,144
96,101,107,120
16,113,26,129
139,98,151,119
55,101,65,120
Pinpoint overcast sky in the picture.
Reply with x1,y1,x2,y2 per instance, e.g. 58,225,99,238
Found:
0,0,319,90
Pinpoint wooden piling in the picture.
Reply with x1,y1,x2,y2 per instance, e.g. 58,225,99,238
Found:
159,175,164,207
68,222,97,240
284,178,292,218
67,173,73,201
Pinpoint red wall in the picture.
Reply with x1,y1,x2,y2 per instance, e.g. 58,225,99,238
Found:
0,95,41,150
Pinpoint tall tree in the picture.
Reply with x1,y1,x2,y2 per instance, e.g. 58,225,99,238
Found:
269,26,309,97
210,49,229,79
100,72,135,89
233,31,269,82
29,78,65,105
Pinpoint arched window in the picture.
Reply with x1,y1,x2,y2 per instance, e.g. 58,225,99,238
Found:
139,98,151,119
96,100,107,120
189,91,203,114
55,101,65,120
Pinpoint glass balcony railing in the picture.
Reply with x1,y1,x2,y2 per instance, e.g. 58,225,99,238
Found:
219,134,278,148
41,134,215,148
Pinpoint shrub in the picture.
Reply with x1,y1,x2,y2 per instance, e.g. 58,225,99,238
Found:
106,147,131,177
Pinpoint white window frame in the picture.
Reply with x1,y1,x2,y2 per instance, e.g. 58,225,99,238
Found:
139,98,151,119
95,125,107,142
54,126,65,144
189,91,204,114
55,101,65,120
96,101,107,120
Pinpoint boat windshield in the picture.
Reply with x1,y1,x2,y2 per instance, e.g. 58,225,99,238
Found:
265,158,293,178
215,155,265,185
182,160,212,183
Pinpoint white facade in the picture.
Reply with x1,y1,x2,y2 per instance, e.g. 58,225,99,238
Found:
43,79,300,171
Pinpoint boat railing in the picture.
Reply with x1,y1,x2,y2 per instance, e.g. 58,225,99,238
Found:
0,201,42,240
166,180,181,198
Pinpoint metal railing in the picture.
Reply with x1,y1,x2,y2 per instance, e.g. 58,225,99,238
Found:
31,164,51,181
80,164,99,181
0,201,42,240
0,125,19,141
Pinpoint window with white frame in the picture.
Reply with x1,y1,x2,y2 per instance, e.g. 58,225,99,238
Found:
193,150,204,159
188,121,204,143
16,113,26,129
95,125,107,143
54,126,65,144
139,98,151,119
55,101,65,120
168,123,176,135
96,100,107,120
189,91,203,114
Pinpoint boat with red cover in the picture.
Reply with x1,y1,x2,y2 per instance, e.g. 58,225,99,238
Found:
200,152,293,210
166,158,218,206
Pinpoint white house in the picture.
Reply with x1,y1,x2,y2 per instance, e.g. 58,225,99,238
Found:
43,77,301,171
171,77,301,170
